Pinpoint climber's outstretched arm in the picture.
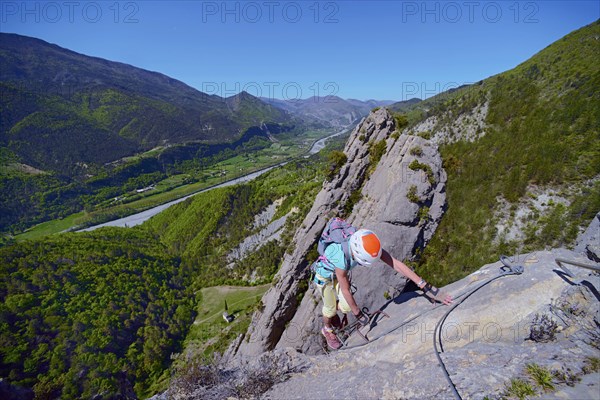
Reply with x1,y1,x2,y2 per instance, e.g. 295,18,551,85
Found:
380,249,453,305
380,249,423,285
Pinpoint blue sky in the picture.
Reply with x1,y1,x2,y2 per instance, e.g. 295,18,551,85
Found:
1,1,598,101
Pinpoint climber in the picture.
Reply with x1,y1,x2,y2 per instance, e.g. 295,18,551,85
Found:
313,227,453,350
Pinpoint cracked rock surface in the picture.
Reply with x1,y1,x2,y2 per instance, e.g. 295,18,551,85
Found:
263,249,600,400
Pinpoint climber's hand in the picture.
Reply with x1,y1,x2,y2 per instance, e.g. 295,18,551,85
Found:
423,283,453,305
354,311,370,327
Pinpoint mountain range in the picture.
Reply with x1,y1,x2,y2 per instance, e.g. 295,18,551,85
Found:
0,33,295,175
0,33,395,233
0,33,398,176
260,96,409,127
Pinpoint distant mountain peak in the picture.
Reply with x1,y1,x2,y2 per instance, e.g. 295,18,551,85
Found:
226,90,255,100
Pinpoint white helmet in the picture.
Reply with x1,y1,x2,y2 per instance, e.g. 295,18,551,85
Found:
350,229,382,266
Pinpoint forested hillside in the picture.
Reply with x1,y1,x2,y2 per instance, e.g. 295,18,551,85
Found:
401,20,600,284
0,151,330,399
0,228,191,398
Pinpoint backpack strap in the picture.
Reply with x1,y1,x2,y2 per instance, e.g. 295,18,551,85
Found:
341,240,353,270
317,255,336,272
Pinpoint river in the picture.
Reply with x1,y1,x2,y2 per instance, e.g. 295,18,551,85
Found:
80,126,351,231
307,126,349,154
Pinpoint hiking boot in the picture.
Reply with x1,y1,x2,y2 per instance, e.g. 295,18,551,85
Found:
321,327,342,350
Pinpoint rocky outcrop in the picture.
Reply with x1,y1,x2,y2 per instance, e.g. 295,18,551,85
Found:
575,212,600,262
410,100,489,144
232,108,447,357
263,248,600,399
227,199,288,263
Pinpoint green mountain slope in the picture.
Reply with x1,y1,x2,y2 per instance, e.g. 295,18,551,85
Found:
0,33,301,234
0,152,329,399
0,228,192,398
0,33,293,175
395,20,600,283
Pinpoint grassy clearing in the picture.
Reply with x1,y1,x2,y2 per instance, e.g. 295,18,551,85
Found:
184,285,270,357
14,212,85,241
194,285,270,324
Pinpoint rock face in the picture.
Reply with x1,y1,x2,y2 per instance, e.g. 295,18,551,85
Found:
263,248,600,399
575,212,600,262
227,200,288,263
232,108,447,357
409,100,489,145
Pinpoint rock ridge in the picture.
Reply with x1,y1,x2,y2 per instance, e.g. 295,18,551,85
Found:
232,108,447,357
